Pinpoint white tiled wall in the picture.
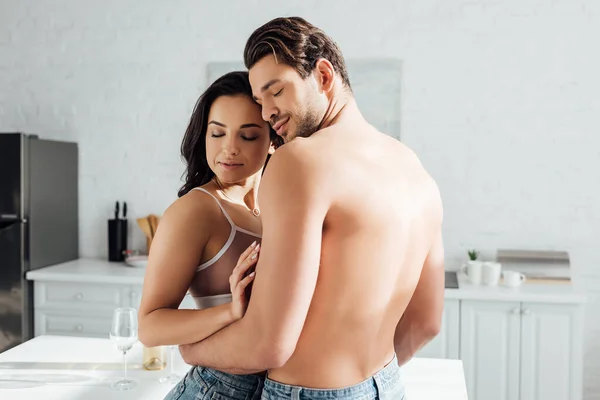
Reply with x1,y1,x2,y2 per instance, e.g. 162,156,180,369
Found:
1,0,599,397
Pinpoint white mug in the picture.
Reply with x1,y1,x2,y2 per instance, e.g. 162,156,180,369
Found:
503,270,526,288
482,262,502,286
461,261,483,285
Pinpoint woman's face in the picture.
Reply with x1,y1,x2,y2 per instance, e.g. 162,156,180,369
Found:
205,95,272,184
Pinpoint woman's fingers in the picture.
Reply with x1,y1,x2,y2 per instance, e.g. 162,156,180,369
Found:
230,244,260,288
236,241,258,265
232,244,260,275
236,271,256,294
232,251,258,284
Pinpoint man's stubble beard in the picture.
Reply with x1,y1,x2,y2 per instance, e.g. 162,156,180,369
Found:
292,98,323,141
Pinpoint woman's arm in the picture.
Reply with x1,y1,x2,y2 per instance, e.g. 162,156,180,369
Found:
138,193,236,347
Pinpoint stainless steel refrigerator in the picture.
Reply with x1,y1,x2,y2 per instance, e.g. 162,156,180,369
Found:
0,133,78,353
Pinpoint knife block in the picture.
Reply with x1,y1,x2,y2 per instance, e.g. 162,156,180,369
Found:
108,219,128,262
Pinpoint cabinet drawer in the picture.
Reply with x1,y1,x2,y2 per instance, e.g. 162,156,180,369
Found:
35,310,113,338
34,282,126,311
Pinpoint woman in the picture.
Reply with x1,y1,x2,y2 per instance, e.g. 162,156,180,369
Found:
138,71,281,400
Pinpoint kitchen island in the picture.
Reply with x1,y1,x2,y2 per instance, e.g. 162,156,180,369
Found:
0,335,468,399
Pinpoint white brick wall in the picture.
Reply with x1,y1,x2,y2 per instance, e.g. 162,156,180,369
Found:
1,0,599,397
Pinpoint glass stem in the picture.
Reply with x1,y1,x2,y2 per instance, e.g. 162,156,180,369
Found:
170,346,175,374
123,350,128,380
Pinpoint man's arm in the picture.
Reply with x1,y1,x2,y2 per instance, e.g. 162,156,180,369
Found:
394,227,445,366
179,143,327,374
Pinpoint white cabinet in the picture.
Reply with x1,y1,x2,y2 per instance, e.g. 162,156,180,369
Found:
127,285,142,310
34,281,125,311
460,300,584,400
34,310,113,338
460,301,521,400
34,282,135,338
520,303,584,400
33,282,199,338
415,299,460,359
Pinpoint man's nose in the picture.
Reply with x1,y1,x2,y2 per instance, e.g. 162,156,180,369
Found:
261,98,277,124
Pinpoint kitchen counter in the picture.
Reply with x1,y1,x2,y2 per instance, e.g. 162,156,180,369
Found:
446,274,587,304
26,258,588,304
0,335,468,400
26,258,146,285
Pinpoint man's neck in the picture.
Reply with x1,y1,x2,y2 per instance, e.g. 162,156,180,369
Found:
318,86,364,131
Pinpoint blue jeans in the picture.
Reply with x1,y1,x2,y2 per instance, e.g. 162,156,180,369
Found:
261,356,405,400
164,366,264,400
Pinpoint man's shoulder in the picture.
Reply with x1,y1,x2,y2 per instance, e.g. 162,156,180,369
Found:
267,138,320,170
390,140,430,175
388,141,442,206
262,140,327,198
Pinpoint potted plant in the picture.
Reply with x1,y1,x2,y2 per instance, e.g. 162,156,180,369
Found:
468,249,479,261
462,249,483,285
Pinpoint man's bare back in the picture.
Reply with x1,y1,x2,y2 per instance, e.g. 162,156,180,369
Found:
267,122,444,388
177,17,445,398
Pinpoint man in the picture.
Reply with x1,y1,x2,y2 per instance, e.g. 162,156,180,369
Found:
180,16,445,399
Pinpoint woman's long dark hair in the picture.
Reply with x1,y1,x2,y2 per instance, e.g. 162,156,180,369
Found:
178,71,282,197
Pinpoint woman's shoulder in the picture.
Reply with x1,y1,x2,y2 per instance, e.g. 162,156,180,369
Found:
162,186,222,227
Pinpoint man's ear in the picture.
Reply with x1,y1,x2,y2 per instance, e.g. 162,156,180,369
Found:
314,58,335,93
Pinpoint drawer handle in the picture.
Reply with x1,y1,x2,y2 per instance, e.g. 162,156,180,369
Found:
511,308,520,314
74,324,84,332
74,293,83,300
522,309,531,315
130,291,137,299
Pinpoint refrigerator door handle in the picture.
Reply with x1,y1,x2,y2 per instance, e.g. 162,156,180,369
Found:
0,218,27,231
1,214,26,220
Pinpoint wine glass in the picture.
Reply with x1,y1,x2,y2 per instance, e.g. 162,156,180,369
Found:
109,307,138,391
159,345,182,384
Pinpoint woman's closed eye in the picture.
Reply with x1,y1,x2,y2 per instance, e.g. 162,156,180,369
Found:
210,132,258,141
273,88,283,97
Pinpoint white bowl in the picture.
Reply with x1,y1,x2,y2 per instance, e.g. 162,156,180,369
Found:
125,256,148,268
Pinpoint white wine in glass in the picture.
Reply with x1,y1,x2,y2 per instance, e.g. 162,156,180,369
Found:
109,307,138,391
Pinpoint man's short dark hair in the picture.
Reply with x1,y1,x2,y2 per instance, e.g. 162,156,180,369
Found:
244,17,352,91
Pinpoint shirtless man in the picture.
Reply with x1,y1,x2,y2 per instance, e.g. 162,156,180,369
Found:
179,17,445,399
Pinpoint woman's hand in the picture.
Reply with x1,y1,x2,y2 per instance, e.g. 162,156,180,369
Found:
229,241,260,320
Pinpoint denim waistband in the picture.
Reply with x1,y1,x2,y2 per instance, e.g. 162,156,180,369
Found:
263,354,401,398
203,367,265,391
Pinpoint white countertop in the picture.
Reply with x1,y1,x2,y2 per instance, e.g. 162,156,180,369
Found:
446,274,588,304
26,258,146,285
27,258,588,304
0,335,468,400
